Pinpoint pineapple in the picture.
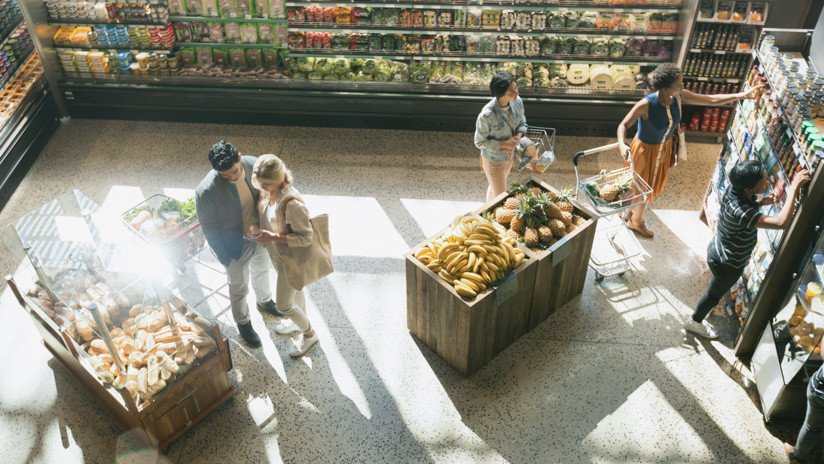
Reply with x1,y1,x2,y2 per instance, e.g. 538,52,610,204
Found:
528,187,543,197
510,182,529,202
544,202,564,221
545,190,559,202
556,188,575,213
560,211,573,228
599,175,633,203
548,219,566,238
504,196,520,210
495,207,515,225
505,229,521,241
510,214,525,232
565,223,576,234
599,183,621,202
524,228,539,247
538,226,553,242
572,214,586,226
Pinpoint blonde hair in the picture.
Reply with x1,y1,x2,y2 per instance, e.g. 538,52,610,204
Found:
252,154,293,192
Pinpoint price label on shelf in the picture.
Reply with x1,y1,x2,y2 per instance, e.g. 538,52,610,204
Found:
495,274,518,306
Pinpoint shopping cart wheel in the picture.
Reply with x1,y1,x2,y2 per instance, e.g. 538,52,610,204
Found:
594,272,604,282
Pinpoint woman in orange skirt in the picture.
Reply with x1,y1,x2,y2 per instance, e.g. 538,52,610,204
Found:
616,63,761,238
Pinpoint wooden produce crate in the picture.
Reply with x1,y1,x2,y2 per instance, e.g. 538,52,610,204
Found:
478,178,597,330
406,220,537,376
6,276,235,450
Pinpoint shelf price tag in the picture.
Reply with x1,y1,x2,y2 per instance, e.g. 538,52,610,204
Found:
495,273,518,305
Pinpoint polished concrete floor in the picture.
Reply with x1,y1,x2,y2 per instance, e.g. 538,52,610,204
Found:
0,119,802,463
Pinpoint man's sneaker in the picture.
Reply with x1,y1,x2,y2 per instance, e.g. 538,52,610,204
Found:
290,332,319,358
274,320,301,335
685,316,719,339
257,300,285,318
237,322,262,347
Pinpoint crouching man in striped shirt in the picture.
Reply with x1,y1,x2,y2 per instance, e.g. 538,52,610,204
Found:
685,160,810,339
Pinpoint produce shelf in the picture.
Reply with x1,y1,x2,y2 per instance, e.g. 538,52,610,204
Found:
47,20,170,26
54,45,175,52
286,50,667,65
695,17,766,26
284,1,682,11
288,24,677,39
170,15,285,23
176,42,280,49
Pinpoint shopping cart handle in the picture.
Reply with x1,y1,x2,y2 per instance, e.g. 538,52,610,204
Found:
573,142,621,166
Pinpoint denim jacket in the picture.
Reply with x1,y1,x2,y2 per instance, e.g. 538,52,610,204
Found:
474,96,528,163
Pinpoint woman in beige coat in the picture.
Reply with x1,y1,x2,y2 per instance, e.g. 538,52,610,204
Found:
249,154,318,357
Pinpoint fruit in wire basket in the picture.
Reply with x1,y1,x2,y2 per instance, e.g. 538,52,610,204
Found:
413,216,526,300
598,174,633,202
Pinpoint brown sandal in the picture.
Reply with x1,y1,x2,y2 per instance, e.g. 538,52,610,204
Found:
626,220,654,238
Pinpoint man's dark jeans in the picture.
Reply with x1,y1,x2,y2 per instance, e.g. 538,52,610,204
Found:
692,259,744,322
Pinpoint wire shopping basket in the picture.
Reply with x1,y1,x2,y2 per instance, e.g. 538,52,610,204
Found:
122,194,205,267
515,126,556,174
573,142,652,216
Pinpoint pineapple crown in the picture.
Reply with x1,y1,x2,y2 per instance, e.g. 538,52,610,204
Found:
516,193,549,228
556,188,573,202
510,182,529,195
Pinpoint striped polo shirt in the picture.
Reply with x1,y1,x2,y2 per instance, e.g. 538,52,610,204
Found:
710,188,762,269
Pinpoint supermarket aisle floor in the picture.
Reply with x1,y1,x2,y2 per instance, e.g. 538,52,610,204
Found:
0,119,798,463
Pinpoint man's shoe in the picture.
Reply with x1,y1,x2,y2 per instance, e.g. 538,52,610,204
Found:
685,316,719,339
257,300,285,318
237,322,262,347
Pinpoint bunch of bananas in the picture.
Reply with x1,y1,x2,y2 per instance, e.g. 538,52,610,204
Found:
413,216,526,299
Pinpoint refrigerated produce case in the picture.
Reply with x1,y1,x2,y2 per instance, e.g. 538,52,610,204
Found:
20,0,692,132
0,0,60,211
698,29,824,360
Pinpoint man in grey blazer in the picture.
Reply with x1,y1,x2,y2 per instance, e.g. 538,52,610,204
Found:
195,140,284,347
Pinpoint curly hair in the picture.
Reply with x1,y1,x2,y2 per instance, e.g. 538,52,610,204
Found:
208,140,239,171
648,63,682,91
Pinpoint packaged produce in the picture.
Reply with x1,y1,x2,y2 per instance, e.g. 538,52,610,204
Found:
224,22,240,43
262,49,278,68
197,47,213,65
750,2,765,23
207,22,223,42
540,36,559,56
590,64,613,89
563,10,579,28
579,11,597,29
716,1,732,20
412,215,525,300
608,38,627,59
246,49,261,68
201,0,218,17
514,11,531,31
573,37,591,56
590,38,609,57
557,36,576,55
219,0,234,18
169,0,186,15
257,24,273,44
212,48,228,66
481,10,500,29
547,11,565,29
732,2,747,21
531,11,546,31
500,10,516,30
567,63,589,85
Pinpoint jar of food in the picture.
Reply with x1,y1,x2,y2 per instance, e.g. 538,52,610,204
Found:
760,35,775,54
783,87,800,108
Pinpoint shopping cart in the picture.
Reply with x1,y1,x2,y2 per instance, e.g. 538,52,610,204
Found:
122,194,205,269
515,126,556,174
573,142,652,282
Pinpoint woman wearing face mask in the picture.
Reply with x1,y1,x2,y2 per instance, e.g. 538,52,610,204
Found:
474,71,538,202
617,63,762,238
249,154,319,358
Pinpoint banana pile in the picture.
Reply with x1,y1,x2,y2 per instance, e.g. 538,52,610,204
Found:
413,216,526,299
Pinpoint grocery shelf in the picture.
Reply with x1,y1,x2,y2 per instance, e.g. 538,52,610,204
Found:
47,20,170,27
0,48,34,92
288,24,677,39
688,48,752,55
54,45,175,52
683,102,736,108
682,75,742,83
286,50,667,65
0,15,23,41
283,1,682,11
59,72,646,99
176,42,280,49
685,130,725,141
170,15,285,24
695,17,766,26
